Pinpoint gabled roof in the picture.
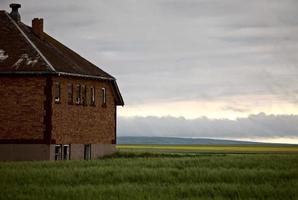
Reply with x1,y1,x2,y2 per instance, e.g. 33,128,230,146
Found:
0,10,124,105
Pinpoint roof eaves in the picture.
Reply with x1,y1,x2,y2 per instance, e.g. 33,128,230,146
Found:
57,72,115,81
0,71,56,76
112,80,124,106
0,71,113,81
4,11,56,72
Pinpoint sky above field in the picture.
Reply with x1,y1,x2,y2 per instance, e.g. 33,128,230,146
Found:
1,0,298,143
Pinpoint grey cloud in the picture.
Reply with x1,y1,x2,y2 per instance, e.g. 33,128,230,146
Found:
222,106,250,113
118,113,298,139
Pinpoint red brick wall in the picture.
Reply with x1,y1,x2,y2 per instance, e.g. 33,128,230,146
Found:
51,76,116,144
0,77,46,140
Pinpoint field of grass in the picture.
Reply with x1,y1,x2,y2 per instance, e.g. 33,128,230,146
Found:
0,146,298,200
117,144,298,153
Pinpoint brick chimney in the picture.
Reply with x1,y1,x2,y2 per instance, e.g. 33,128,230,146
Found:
32,18,44,39
9,3,21,22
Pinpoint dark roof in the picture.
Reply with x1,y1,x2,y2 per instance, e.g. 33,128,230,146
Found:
0,11,124,105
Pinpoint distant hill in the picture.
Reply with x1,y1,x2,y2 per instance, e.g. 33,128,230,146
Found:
117,136,263,145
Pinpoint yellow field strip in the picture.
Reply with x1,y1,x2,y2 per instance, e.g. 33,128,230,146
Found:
117,145,298,153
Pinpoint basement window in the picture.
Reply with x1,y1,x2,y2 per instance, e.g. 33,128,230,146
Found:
90,86,95,106
55,144,70,160
75,84,81,104
63,144,70,160
54,82,60,103
84,144,91,160
55,144,62,160
101,88,106,107
81,85,87,106
67,83,73,104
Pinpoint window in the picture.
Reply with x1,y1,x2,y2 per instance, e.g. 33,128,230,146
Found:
84,144,91,160
101,88,106,107
55,144,62,160
54,82,60,103
67,83,73,104
90,86,95,106
81,85,87,106
63,145,70,160
55,144,70,160
75,84,81,104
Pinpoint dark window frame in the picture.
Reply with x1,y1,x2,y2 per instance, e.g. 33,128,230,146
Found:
84,144,91,160
101,87,106,107
90,86,95,106
67,83,73,105
75,84,81,105
55,144,71,160
54,82,61,103
63,144,70,160
55,144,62,160
81,85,87,106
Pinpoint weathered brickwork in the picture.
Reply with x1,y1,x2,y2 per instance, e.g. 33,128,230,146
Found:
0,77,46,140
51,76,116,144
0,8,123,160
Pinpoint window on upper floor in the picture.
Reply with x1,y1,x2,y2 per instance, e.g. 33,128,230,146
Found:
90,86,95,106
54,82,60,103
75,84,81,105
67,83,73,104
101,87,106,107
81,85,87,106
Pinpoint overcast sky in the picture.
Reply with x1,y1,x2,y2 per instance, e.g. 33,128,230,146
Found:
1,0,298,143
119,113,298,144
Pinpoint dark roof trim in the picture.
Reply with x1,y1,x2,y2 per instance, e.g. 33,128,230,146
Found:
4,11,56,72
0,71,55,76
57,72,114,81
112,80,125,106
0,71,112,80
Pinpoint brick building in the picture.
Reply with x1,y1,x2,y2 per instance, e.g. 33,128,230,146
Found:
0,4,124,160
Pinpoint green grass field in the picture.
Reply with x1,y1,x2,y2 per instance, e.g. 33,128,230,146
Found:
0,145,298,200
117,144,298,153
